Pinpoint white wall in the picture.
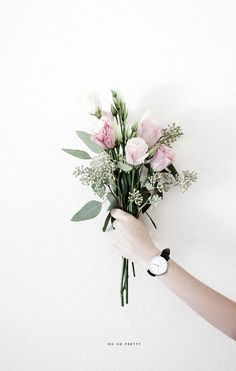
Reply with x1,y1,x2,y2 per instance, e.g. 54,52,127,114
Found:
0,1,236,370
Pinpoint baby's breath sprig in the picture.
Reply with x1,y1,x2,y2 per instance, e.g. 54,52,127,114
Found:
148,194,163,207
176,170,198,192
128,188,143,206
147,169,197,194
73,152,116,199
159,123,183,146
148,172,176,193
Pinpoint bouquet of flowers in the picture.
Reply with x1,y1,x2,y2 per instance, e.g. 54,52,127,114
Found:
63,89,197,306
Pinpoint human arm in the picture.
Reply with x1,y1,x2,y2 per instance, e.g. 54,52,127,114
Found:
110,208,236,341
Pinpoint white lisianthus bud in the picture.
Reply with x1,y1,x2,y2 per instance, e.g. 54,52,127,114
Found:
79,91,102,117
113,120,122,144
125,122,138,139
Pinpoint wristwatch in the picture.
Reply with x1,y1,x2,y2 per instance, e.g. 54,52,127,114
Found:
147,248,170,276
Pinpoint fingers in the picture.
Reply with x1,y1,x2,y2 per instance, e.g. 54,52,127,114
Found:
110,208,126,220
111,208,133,220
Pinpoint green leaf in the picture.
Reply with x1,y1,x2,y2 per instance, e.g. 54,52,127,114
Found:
117,161,133,172
71,200,102,221
167,163,179,177
120,173,129,198
139,187,151,213
107,192,116,204
76,131,102,153
62,148,91,159
106,193,118,211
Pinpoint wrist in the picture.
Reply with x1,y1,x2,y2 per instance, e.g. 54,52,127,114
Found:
143,244,161,269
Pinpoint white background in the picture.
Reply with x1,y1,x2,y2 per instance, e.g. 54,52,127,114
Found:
0,0,236,370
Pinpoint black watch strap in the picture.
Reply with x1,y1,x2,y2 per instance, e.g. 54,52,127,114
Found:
147,269,156,277
160,248,170,261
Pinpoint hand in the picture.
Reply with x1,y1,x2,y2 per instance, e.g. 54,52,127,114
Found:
110,208,160,268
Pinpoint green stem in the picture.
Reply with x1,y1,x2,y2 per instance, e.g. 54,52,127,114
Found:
127,168,135,213
117,172,124,209
117,113,125,156
131,168,135,190
138,163,144,187
120,257,126,306
142,167,150,187
122,258,127,291
132,262,136,277
108,185,118,201
119,168,139,305
138,198,150,214
126,259,129,304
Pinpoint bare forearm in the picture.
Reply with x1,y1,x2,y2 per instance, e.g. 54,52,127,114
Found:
111,209,236,340
159,256,236,340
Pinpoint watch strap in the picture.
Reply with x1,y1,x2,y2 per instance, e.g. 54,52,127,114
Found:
160,248,170,261
147,269,156,277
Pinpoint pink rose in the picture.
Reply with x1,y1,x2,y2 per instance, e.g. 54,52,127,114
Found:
125,137,149,166
91,116,116,149
138,119,162,147
150,144,175,171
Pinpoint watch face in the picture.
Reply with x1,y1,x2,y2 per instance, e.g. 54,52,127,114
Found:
149,256,168,275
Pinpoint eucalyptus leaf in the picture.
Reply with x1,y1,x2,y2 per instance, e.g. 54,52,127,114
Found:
117,161,133,172
106,192,114,202
76,131,102,153
107,193,118,211
71,200,102,221
62,148,91,159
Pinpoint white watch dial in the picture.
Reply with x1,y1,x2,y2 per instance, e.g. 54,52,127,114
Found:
149,256,168,275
